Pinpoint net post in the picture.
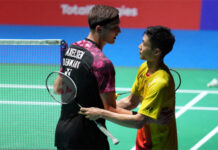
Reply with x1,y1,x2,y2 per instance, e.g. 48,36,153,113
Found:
60,40,68,67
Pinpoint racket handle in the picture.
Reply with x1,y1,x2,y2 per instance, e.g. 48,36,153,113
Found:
94,121,120,145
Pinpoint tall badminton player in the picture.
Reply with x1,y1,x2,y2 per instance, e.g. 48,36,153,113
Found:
54,5,133,150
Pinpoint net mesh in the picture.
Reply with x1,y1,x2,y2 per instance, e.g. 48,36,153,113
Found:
0,39,66,149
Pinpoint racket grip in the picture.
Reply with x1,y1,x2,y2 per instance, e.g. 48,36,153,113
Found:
94,121,120,145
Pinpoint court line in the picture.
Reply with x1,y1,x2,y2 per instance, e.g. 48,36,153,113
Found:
0,84,46,89
116,87,218,94
1,84,218,94
1,100,218,112
190,126,218,150
177,89,218,94
1,85,217,150
176,106,218,111
176,91,208,118
0,100,59,106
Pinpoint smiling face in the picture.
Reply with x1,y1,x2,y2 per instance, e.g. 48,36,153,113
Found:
138,34,156,61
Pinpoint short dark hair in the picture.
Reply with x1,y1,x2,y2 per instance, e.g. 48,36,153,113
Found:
88,5,119,30
145,26,175,57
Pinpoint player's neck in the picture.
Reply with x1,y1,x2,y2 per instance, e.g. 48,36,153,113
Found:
147,60,164,75
87,33,105,51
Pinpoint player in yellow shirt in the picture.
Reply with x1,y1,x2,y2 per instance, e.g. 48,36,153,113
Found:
132,62,177,150
79,26,178,150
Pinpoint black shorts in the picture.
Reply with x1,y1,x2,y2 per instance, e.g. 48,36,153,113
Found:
55,115,109,150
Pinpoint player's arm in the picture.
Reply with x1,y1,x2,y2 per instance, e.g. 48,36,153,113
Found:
81,88,173,125
97,63,138,114
116,93,141,110
53,75,62,94
79,107,172,128
100,92,132,115
53,67,64,94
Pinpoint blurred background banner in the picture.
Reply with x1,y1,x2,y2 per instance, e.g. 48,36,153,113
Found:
0,0,202,29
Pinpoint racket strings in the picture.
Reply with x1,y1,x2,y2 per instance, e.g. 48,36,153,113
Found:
46,72,77,104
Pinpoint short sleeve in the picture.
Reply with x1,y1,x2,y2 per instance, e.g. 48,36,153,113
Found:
138,79,167,119
93,60,115,93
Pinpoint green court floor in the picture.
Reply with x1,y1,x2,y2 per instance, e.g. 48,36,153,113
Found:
1,64,218,150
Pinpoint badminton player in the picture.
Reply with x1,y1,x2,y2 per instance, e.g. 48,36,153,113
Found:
54,5,132,150
80,26,178,150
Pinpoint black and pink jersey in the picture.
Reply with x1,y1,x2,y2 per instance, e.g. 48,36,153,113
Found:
55,39,115,149
73,38,115,94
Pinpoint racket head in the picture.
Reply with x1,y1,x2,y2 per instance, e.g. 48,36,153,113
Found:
46,71,77,104
169,69,181,91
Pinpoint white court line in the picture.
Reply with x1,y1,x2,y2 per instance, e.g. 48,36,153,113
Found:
1,101,218,111
116,88,218,94
116,87,132,92
1,84,218,94
176,92,208,118
190,126,218,150
0,84,46,89
0,100,59,106
177,89,218,94
130,146,136,150
176,106,218,111
1,84,218,150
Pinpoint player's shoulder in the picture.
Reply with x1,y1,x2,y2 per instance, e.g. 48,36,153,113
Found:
137,61,148,74
157,70,170,78
93,57,114,71
154,69,171,88
73,39,92,49
140,61,148,69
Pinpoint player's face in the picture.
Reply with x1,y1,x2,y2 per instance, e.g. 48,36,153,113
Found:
100,19,121,44
138,35,155,61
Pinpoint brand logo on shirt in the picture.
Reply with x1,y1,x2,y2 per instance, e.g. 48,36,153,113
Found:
146,106,154,113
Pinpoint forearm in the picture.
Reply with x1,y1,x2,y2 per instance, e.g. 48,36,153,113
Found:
107,106,132,115
80,107,163,128
117,97,133,109
99,109,142,128
100,92,132,114
117,94,140,110
53,76,62,94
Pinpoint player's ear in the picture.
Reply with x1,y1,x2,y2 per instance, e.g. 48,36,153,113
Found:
96,25,102,33
155,48,162,56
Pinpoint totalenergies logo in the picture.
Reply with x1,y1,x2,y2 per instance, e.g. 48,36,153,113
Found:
61,4,138,17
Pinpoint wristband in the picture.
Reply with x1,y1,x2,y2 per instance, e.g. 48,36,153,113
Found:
132,111,137,115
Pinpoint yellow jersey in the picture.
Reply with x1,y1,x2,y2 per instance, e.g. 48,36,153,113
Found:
131,62,178,150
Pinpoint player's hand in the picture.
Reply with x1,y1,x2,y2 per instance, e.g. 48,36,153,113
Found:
79,107,102,120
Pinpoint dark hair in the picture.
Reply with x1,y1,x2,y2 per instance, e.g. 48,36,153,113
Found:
88,5,119,30
145,26,175,57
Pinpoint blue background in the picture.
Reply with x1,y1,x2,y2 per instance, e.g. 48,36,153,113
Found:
1,25,218,69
